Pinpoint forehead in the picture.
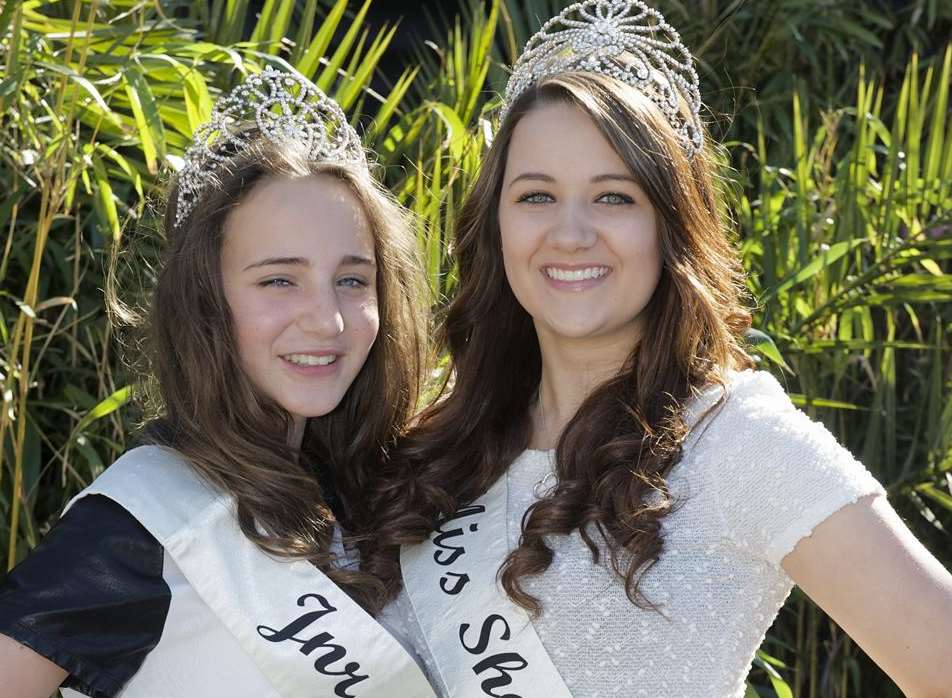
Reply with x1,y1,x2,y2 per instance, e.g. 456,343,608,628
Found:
504,101,630,178
223,174,375,262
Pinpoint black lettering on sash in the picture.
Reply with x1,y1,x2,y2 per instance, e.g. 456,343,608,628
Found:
432,506,484,566
432,504,484,596
439,571,471,595
257,593,369,697
257,593,336,641
432,528,468,566
471,653,528,698
460,614,511,654
459,614,528,696
432,501,529,696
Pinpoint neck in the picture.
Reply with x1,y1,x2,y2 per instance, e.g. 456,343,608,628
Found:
529,326,636,450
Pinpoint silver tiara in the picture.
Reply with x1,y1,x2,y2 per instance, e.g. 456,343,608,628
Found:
173,68,367,229
502,0,703,157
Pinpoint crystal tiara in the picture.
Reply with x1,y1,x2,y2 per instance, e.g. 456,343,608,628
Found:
173,68,367,229
501,0,703,157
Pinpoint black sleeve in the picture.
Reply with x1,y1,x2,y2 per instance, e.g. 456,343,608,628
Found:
0,494,171,698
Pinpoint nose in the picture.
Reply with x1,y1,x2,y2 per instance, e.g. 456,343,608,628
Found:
296,288,344,337
547,200,597,252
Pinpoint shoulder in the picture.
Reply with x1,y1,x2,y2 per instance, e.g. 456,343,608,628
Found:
685,368,879,501
726,368,787,396
716,369,791,415
58,496,166,596
724,369,793,410
2,494,166,594
75,445,223,542
6,446,184,581
72,444,191,502
690,369,810,442
90,444,192,486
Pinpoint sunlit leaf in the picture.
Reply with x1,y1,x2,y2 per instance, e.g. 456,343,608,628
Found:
745,328,790,371
73,387,132,435
122,63,166,173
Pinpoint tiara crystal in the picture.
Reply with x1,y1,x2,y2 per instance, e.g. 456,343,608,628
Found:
173,68,366,229
502,0,703,157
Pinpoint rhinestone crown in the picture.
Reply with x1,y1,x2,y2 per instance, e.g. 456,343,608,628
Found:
173,68,366,229
502,0,703,157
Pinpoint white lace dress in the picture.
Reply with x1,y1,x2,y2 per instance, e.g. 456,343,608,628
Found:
390,370,886,697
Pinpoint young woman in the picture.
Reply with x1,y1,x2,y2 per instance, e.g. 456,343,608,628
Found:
367,2,952,697
0,69,436,698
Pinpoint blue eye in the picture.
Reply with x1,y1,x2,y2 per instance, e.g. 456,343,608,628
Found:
260,278,293,288
597,192,634,205
338,276,368,288
517,191,554,204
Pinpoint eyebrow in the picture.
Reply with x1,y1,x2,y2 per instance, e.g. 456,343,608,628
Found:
243,256,308,271
507,172,555,189
242,255,375,271
507,172,639,189
341,255,376,267
591,173,639,185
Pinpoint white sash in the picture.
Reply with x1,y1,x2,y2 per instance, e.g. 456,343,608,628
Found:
68,445,436,698
401,474,572,698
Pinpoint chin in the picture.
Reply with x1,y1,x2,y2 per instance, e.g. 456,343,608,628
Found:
280,398,344,420
544,317,645,346
543,316,609,339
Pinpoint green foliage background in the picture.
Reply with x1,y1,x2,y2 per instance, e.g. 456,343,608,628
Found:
1,1,951,696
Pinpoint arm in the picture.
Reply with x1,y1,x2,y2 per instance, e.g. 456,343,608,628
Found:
0,633,68,698
782,494,952,698
0,495,171,698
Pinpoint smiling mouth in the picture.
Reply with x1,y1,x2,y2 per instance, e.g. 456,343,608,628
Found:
282,353,337,366
542,266,611,282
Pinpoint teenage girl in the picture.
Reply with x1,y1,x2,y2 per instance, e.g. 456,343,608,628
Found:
368,3,952,697
0,69,436,698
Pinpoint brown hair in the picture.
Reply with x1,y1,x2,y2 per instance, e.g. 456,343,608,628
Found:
365,72,754,614
114,134,428,613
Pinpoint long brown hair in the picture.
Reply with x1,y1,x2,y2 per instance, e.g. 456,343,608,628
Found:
112,135,428,613
366,72,754,614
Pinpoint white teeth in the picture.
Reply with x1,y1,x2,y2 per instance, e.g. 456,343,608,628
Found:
284,353,336,366
544,266,610,281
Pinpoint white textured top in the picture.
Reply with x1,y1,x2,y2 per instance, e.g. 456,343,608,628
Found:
391,370,886,697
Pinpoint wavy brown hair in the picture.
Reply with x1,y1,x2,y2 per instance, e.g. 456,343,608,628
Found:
112,134,428,613
365,72,754,614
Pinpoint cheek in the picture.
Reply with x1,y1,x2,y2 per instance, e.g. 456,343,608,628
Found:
347,297,380,350
631,234,664,307
645,228,664,280
621,216,662,272
227,291,281,358
637,231,662,275
499,218,538,288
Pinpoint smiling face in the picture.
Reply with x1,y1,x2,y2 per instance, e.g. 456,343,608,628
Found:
221,174,379,433
498,101,663,353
